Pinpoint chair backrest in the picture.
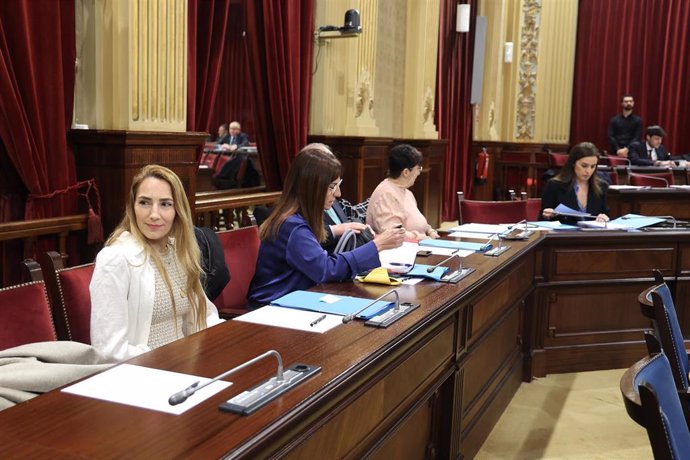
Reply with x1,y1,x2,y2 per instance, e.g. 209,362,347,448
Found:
0,279,57,350
606,170,619,185
41,251,95,343
200,152,219,169
214,226,260,317
638,279,690,392
602,155,630,167
525,198,542,221
547,151,568,168
457,192,527,224
621,353,690,459
214,154,232,178
629,172,674,187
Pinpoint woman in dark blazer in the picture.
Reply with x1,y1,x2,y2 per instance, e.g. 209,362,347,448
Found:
540,142,610,225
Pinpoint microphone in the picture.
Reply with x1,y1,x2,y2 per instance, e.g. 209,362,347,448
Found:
426,249,460,273
630,173,670,188
342,288,399,323
168,350,284,405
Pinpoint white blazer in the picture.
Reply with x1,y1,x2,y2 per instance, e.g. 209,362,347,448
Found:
90,232,222,362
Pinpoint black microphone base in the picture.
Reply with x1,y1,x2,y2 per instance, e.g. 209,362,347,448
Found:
219,363,320,415
364,301,420,328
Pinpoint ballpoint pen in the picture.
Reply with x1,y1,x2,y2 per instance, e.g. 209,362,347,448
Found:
310,314,327,327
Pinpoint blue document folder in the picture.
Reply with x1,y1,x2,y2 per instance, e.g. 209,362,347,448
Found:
419,239,490,252
271,290,394,320
609,214,667,229
406,264,449,281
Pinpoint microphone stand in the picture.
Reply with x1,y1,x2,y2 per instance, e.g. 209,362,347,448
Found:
426,252,475,283
484,233,510,257
169,349,322,416
342,288,421,328
427,249,460,273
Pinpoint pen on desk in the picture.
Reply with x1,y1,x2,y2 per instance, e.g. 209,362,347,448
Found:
310,314,327,327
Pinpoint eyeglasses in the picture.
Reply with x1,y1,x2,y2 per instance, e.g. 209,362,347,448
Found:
328,178,343,195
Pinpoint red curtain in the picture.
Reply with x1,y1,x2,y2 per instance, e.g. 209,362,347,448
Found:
571,0,690,155
0,0,78,220
436,1,475,221
188,1,255,141
243,0,314,190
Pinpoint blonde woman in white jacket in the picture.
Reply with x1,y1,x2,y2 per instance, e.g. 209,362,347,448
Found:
90,165,222,362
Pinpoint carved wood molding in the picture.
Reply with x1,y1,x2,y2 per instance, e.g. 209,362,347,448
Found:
515,0,541,140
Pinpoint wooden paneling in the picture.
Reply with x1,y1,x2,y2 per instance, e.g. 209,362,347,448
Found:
308,136,448,227
608,187,690,221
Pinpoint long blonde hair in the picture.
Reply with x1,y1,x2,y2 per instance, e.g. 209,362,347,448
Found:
107,164,208,332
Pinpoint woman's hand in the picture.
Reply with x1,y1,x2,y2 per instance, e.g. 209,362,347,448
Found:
331,222,368,237
373,226,406,251
542,208,555,219
595,213,610,223
425,228,440,239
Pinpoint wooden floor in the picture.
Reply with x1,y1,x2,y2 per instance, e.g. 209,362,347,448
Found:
475,368,652,459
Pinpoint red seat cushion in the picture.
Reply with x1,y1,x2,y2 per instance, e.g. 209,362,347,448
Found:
460,199,527,224
0,281,56,350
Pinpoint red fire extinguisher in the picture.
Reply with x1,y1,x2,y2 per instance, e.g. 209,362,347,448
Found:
475,147,490,185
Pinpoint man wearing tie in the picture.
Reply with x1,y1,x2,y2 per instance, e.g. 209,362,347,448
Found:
220,121,249,152
627,125,674,166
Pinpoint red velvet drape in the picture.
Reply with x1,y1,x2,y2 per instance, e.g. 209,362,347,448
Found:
243,0,314,190
0,0,77,219
188,1,255,140
571,0,690,155
436,1,475,221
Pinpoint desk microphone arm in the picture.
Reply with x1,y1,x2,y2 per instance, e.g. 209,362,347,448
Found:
169,350,284,405
427,250,461,273
343,288,399,324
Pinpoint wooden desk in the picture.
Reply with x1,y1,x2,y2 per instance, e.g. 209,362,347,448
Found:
2,229,689,458
608,186,690,221
0,236,538,459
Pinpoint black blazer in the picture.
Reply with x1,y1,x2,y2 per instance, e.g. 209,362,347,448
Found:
540,179,610,225
216,134,231,145
628,141,670,166
229,132,250,148
322,200,349,253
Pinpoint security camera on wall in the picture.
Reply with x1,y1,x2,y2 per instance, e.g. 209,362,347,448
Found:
340,9,361,33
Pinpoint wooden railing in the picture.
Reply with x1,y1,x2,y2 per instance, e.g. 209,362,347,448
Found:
194,190,281,229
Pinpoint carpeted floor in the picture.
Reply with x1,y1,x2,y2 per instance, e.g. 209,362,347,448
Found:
475,369,652,459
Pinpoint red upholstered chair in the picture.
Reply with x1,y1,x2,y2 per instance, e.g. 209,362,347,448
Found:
0,266,57,350
214,226,261,318
457,192,528,224
41,251,95,343
525,198,542,221
200,151,220,169
602,155,630,167
629,172,674,187
214,154,232,178
547,151,568,168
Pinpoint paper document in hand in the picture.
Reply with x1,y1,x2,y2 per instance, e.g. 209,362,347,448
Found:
554,203,592,218
62,364,231,414
378,241,418,271
234,306,341,333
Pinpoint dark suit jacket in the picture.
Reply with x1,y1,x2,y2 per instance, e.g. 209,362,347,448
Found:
540,179,610,225
628,141,670,166
229,132,250,148
216,134,231,145
323,200,349,253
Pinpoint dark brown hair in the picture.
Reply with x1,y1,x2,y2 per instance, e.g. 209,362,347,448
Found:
553,142,604,197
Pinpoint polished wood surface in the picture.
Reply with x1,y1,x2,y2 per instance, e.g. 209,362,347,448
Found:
608,187,690,221
0,234,538,459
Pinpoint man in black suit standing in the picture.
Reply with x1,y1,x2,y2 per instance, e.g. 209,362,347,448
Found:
607,94,642,157
220,121,249,152
628,125,674,166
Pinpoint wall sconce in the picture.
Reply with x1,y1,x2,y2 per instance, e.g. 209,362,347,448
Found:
456,4,470,33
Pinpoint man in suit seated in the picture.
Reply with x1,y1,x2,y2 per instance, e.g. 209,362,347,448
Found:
628,125,674,167
220,121,249,153
216,123,230,146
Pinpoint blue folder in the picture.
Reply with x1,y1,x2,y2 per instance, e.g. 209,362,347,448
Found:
419,239,490,252
270,290,394,320
406,264,449,281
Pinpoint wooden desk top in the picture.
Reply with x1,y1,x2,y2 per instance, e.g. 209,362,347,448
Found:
0,235,540,458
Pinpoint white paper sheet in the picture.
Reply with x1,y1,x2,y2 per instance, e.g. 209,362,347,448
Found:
62,364,232,415
423,247,475,257
447,223,511,234
234,305,342,333
448,231,499,240
378,241,419,269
